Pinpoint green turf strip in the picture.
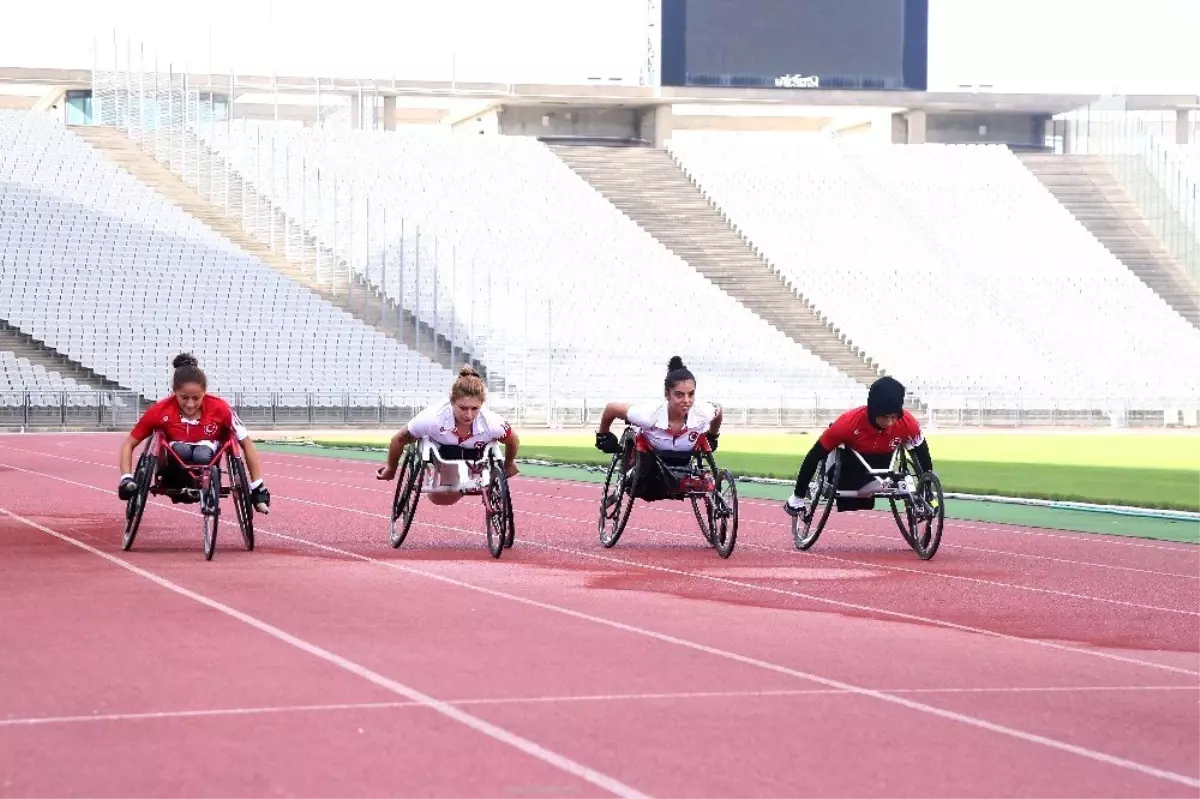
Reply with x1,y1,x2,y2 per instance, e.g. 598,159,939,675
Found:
259,442,1199,543
281,433,1199,513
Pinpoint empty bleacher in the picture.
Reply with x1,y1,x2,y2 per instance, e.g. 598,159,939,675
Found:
668,132,1200,411
206,122,866,407
0,111,455,406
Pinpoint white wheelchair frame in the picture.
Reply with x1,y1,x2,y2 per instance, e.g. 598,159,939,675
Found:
388,435,515,559
796,441,945,560
416,436,503,496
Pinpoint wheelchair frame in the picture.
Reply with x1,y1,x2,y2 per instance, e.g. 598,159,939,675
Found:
121,431,256,561
597,426,739,558
388,436,515,559
792,443,944,560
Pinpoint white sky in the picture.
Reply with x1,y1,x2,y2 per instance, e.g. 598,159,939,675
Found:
2,0,1197,94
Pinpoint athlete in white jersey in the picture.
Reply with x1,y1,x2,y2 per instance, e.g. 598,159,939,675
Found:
376,365,520,506
595,356,723,500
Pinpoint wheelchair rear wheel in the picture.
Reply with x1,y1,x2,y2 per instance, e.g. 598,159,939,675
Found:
897,471,944,560
794,452,839,551
389,445,425,549
229,454,254,551
598,438,635,548
484,453,514,559
122,446,157,552
709,468,739,559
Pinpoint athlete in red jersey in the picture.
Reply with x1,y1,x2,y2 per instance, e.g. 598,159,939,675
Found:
117,353,271,513
783,376,933,517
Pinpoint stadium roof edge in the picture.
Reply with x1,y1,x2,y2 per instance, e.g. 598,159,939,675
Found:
2,67,1196,115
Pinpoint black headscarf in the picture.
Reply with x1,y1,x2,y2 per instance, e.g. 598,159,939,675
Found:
867,376,905,427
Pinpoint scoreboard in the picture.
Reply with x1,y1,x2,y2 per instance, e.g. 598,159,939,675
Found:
659,0,928,91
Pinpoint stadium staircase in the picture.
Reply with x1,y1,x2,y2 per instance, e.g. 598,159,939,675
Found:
548,143,884,387
1017,152,1200,328
68,125,498,387
0,319,130,393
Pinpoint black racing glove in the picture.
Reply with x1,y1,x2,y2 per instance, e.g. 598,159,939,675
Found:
595,431,621,454
251,483,271,514
705,432,720,451
118,474,138,500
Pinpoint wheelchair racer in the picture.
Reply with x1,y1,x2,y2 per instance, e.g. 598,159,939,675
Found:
375,365,520,506
783,376,934,517
117,353,271,513
594,355,724,500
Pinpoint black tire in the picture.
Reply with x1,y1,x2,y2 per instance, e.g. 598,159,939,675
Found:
793,450,839,551
202,464,221,562
122,448,156,552
903,471,945,560
230,454,254,551
484,453,511,559
691,495,715,547
710,468,739,559
389,446,425,549
598,438,635,549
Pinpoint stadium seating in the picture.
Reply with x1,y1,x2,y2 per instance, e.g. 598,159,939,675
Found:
206,122,866,406
668,132,1200,409
0,111,455,405
0,350,93,408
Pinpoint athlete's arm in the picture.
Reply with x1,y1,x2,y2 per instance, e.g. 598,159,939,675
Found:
118,435,141,476
791,438,832,498
241,438,266,483
377,425,417,480
598,402,631,434
502,428,520,477
911,439,933,473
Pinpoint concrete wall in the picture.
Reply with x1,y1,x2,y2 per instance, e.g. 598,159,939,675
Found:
925,112,1047,147
496,105,642,139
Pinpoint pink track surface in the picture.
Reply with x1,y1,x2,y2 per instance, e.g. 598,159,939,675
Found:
1,432,1197,798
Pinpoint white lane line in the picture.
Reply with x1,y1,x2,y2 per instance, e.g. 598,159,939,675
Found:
5,684,1196,728
0,506,649,799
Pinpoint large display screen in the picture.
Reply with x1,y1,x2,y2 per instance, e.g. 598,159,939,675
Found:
660,0,928,91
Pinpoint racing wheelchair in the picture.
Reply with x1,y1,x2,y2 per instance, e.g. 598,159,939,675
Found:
792,444,944,560
121,432,256,561
598,427,739,558
388,437,515,559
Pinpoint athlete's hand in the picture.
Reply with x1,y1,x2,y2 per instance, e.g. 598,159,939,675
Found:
705,432,720,451
595,431,620,454
376,465,396,481
118,474,138,500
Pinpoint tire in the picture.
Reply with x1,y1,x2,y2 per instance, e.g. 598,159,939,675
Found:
122,449,156,552
793,451,839,551
389,447,424,549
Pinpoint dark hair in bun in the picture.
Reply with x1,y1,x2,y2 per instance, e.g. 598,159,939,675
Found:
171,352,206,391
664,355,695,394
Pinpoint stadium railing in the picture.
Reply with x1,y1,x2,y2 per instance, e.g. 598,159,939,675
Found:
1,391,1195,432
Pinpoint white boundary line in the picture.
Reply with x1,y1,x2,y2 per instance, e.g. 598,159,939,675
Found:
4,685,1196,728
1,452,1195,678
2,465,1199,789
0,507,649,799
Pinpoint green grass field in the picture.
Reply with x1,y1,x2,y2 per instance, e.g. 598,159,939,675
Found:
281,431,1199,512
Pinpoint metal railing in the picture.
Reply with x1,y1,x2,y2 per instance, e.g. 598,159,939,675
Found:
1,391,1195,431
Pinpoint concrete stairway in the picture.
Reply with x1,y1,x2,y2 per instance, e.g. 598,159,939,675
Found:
548,144,884,387
0,319,130,393
1017,152,1200,328
68,125,498,387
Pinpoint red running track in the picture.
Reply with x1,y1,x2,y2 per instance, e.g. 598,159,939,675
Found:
1,432,1197,798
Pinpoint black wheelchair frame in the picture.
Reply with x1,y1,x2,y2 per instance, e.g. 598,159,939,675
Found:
598,427,739,558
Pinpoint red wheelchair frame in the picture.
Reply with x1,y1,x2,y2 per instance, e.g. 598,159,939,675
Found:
121,430,256,560
597,427,739,558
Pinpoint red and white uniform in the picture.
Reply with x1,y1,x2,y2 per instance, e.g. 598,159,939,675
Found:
819,407,923,455
406,402,513,451
130,395,250,450
626,400,718,453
